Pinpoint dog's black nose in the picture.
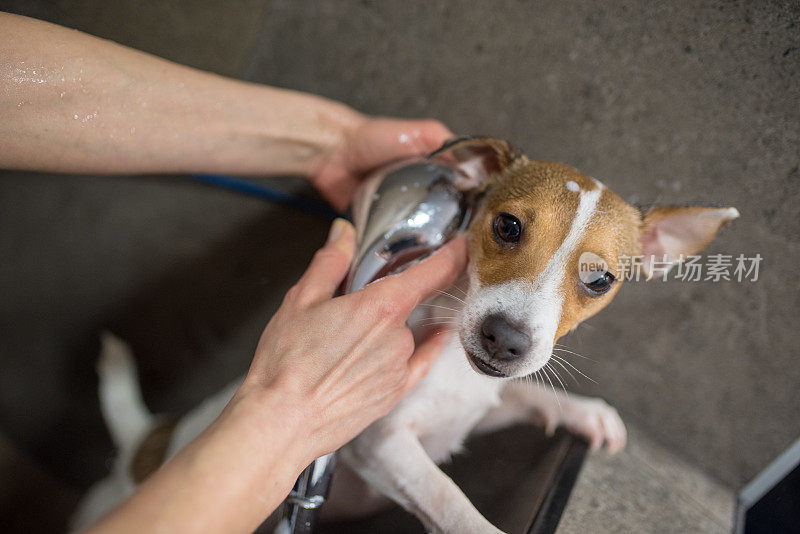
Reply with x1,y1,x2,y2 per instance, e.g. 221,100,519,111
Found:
480,314,531,360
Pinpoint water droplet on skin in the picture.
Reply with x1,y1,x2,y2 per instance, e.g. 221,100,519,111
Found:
398,134,410,144
130,126,135,135
80,111,98,123
73,114,78,120
59,92,65,98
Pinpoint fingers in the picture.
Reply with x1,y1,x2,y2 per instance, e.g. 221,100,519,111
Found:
403,328,450,394
351,119,454,173
416,120,456,153
291,219,355,306
374,234,468,315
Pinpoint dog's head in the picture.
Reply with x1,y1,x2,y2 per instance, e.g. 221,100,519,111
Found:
433,137,738,378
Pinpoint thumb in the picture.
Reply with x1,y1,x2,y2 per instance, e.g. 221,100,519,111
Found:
292,218,355,304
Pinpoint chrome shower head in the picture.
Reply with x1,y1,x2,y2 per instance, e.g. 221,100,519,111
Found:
346,156,473,292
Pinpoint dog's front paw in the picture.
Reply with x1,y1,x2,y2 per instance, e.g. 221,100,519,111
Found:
535,395,627,453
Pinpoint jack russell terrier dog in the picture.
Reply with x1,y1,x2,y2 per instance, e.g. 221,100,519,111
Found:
72,137,738,533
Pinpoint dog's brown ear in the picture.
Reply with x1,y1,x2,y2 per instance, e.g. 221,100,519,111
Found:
638,205,739,278
429,136,520,191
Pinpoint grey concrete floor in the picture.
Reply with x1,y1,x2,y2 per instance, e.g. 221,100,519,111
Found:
558,424,734,534
0,0,798,532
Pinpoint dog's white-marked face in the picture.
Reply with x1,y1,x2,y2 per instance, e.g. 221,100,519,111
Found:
434,137,739,379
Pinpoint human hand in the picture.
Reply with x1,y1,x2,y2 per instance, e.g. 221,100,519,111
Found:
310,117,453,211
237,218,467,464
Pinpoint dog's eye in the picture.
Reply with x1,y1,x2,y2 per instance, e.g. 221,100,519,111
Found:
583,271,615,295
493,213,522,245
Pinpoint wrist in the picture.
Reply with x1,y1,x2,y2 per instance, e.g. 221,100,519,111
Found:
245,85,365,178
299,94,366,179
227,380,317,470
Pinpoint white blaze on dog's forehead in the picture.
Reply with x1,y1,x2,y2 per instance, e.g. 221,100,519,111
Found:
565,180,580,192
529,186,601,342
538,187,603,295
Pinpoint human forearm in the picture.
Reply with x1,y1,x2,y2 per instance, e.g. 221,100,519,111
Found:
86,388,310,534
0,12,362,176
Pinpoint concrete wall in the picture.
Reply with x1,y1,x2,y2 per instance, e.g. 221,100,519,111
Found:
1,0,797,495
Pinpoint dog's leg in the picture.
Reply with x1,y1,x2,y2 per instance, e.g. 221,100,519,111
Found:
472,381,627,452
342,428,504,534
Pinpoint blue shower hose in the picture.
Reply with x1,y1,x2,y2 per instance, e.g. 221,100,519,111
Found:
187,173,340,220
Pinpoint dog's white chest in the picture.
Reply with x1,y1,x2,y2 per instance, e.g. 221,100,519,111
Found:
387,333,504,463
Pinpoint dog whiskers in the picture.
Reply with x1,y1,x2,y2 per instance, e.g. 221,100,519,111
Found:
553,345,597,362
418,320,459,327
431,288,466,305
533,369,542,390
448,284,468,297
540,365,561,409
546,361,569,395
417,303,462,314
551,354,597,384
549,356,579,385
417,319,460,330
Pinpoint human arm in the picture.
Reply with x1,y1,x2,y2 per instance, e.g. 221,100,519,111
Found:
0,12,451,209
85,219,468,533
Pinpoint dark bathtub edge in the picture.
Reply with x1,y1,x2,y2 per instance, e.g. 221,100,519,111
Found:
527,437,589,534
